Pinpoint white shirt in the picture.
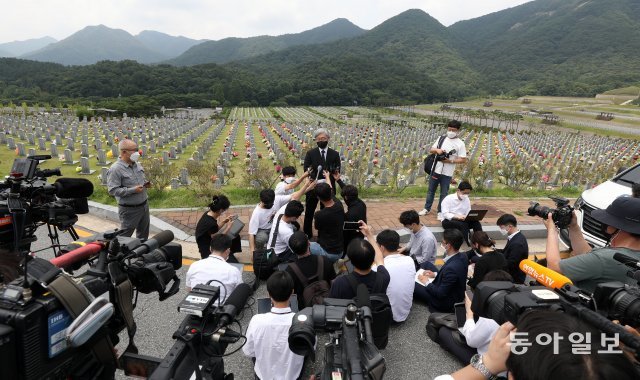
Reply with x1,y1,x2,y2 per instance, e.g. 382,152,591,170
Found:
459,317,500,355
243,307,304,380
275,179,295,195
266,203,295,255
248,195,291,235
185,255,242,305
383,253,416,322
508,230,520,240
431,136,466,177
440,193,471,221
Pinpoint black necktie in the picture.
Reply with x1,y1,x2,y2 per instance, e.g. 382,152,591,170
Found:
321,150,325,161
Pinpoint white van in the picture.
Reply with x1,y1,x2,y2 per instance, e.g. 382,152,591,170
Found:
560,163,639,248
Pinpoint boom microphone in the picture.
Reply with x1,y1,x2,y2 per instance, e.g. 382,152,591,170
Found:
50,241,105,268
132,230,174,257
216,283,252,330
519,259,573,290
52,178,94,198
613,252,640,269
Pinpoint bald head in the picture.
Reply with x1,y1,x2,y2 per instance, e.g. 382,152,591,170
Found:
118,139,138,163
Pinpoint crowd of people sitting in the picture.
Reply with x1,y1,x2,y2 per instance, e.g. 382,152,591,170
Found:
185,128,640,379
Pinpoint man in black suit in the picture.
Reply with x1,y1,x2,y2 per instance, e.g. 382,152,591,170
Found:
413,229,468,313
497,214,529,284
303,128,341,238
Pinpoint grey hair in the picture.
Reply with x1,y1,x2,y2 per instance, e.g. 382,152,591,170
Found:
118,139,134,150
314,128,330,139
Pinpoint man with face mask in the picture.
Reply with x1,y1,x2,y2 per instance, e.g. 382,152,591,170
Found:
302,128,341,238
545,196,640,293
419,120,467,218
275,166,309,195
496,214,529,283
107,138,151,239
440,181,483,246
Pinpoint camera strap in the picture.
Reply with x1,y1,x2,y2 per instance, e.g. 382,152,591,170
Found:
109,261,139,354
48,273,117,368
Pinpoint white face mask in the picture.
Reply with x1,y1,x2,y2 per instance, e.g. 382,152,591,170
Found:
440,243,447,251
458,193,468,200
499,228,508,236
446,131,458,139
284,177,296,184
130,151,140,162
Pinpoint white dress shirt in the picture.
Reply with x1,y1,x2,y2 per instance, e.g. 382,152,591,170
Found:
440,193,471,221
243,307,304,380
185,255,242,305
383,253,416,322
266,203,295,255
248,195,292,235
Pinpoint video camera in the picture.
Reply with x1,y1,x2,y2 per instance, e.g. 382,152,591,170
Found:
472,258,640,360
0,228,182,380
288,284,386,380
118,282,253,380
436,149,457,162
0,155,94,259
527,196,573,229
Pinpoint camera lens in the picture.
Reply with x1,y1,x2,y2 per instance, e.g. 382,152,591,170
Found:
288,316,316,356
607,289,640,327
527,202,553,219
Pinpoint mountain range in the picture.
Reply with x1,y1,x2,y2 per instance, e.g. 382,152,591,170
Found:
1,0,640,108
0,36,57,57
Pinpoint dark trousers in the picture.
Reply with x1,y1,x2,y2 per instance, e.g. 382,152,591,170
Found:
438,328,477,364
303,191,319,238
441,219,483,244
425,173,452,212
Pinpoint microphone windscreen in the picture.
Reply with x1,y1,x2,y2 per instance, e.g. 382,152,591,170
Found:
519,259,573,289
224,283,252,310
54,178,94,198
613,252,640,268
150,230,174,247
356,283,371,309
315,165,322,180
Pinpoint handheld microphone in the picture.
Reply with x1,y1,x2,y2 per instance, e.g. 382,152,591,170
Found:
50,242,105,268
613,252,640,269
50,178,94,198
132,230,174,257
315,165,323,181
519,259,573,290
215,283,252,330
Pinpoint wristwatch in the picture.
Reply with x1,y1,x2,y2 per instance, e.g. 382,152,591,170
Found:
470,354,497,379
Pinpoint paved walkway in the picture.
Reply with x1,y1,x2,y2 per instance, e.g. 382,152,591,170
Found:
153,197,553,240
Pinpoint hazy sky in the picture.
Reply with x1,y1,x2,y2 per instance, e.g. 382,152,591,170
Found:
0,0,534,43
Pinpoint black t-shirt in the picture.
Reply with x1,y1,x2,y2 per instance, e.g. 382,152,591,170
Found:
285,255,337,299
314,198,345,254
195,212,219,259
329,266,391,299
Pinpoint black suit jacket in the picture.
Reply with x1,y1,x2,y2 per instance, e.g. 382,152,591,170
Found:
467,251,508,289
503,232,529,284
424,252,468,313
304,146,341,189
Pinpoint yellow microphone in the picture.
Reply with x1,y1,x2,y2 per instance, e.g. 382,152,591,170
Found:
519,259,573,290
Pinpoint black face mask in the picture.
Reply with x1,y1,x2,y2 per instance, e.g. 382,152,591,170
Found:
317,141,328,149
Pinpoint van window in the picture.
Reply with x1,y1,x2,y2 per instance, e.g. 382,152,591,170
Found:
614,164,640,188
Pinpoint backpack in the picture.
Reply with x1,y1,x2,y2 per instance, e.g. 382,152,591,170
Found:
252,215,283,281
288,256,331,307
423,135,446,175
346,272,393,349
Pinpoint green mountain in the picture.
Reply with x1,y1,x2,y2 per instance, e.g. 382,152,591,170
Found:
168,18,366,66
0,36,57,57
449,0,640,96
135,30,205,58
22,25,168,65
234,9,479,98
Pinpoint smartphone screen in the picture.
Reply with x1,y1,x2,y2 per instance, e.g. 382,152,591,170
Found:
343,221,360,231
454,301,466,328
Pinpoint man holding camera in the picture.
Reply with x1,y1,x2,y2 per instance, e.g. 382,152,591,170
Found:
419,120,467,218
310,182,345,263
107,139,151,239
303,128,341,239
545,196,640,293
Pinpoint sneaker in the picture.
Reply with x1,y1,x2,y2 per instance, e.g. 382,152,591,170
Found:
437,212,444,221
418,209,430,216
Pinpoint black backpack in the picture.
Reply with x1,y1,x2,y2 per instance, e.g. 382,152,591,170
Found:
346,273,393,349
252,215,283,281
423,135,446,174
288,256,331,307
